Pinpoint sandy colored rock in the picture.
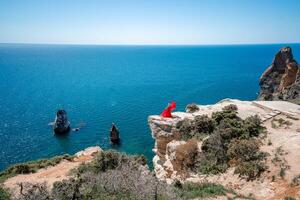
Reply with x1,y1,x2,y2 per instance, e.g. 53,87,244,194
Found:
258,46,300,101
279,62,299,90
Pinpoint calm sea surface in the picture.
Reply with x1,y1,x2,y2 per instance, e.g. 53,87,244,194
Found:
0,44,299,170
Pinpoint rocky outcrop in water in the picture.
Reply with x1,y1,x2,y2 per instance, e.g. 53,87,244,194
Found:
53,109,70,134
110,123,120,144
258,47,300,102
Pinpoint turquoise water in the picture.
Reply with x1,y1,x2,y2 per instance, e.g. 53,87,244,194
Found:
0,44,299,171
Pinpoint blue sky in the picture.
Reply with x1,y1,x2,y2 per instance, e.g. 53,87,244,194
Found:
0,0,299,45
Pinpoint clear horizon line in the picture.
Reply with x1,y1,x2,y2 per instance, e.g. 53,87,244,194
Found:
0,42,300,46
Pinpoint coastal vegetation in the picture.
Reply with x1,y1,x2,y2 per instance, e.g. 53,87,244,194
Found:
284,197,296,200
0,154,74,183
271,146,290,179
172,181,254,200
177,104,268,180
7,151,168,200
271,118,293,129
174,181,226,199
0,150,248,200
291,175,300,187
0,186,11,200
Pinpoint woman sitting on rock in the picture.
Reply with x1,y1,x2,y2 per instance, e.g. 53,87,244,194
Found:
161,101,176,118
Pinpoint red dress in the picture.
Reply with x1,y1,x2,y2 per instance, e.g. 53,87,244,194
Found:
161,101,176,118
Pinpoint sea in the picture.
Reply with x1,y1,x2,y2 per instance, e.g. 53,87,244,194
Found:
0,44,299,171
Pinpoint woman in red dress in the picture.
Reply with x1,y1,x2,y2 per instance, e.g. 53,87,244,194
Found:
161,101,176,118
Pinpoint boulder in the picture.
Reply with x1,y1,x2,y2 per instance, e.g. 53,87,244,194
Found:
53,109,70,134
75,146,102,158
258,47,300,102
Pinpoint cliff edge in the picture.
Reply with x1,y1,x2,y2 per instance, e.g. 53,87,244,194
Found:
148,99,300,200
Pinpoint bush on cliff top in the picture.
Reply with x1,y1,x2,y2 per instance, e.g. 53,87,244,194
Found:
75,150,147,175
14,150,244,200
0,186,11,200
17,150,182,200
0,154,74,183
227,138,268,180
177,105,267,180
179,115,215,141
175,182,227,199
174,181,252,199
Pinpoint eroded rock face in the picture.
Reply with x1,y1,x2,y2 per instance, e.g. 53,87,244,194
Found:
258,47,300,101
53,109,70,134
167,140,199,177
148,115,201,182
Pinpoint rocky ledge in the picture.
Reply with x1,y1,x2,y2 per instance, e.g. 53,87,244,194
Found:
148,99,300,199
258,47,300,102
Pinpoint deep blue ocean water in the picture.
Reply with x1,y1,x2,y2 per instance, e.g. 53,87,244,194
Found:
0,44,300,171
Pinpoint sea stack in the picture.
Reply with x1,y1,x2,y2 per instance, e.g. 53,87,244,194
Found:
110,123,120,144
258,46,300,103
53,109,71,134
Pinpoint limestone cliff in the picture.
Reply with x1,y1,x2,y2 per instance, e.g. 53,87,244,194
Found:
148,99,300,199
148,114,200,181
258,47,300,102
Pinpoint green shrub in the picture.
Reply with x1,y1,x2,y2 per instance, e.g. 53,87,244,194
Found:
188,107,266,178
212,110,239,125
197,161,228,175
178,118,195,140
89,150,121,172
242,115,263,138
194,115,215,134
280,167,286,178
202,134,226,158
291,175,300,187
179,115,215,141
198,134,228,174
234,161,266,181
217,119,244,142
133,155,147,166
271,118,293,128
227,139,261,162
0,186,11,200
227,139,267,180
284,197,296,200
51,178,82,200
76,150,146,175
0,154,74,182
177,182,227,199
